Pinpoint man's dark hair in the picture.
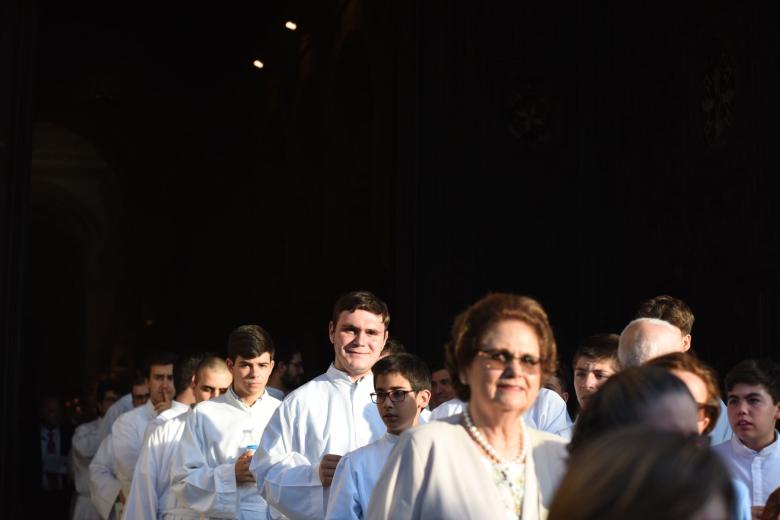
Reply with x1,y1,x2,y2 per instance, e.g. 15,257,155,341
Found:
636,295,695,336
130,370,147,387
331,290,390,328
144,351,177,378
372,353,431,392
382,339,406,356
174,353,206,398
725,359,780,404
572,333,620,368
227,325,275,362
96,380,121,402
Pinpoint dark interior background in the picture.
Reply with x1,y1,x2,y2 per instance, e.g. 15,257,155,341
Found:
10,0,780,443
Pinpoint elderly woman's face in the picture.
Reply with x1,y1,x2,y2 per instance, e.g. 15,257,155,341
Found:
464,319,542,414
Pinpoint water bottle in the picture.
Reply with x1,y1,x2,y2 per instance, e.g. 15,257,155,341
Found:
240,429,257,456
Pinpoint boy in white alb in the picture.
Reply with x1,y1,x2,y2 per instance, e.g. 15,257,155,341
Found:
714,359,780,519
123,356,232,519
325,353,431,520
251,291,390,520
172,325,281,519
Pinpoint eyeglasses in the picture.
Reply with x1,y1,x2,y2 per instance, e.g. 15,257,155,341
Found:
696,403,719,423
370,390,415,404
476,349,543,371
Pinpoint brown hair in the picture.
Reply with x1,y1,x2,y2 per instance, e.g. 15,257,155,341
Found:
446,293,557,401
725,359,780,404
331,290,390,328
572,333,620,369
227,325,275,362
549,427,734,520
646,352,721,434
635,295,695,336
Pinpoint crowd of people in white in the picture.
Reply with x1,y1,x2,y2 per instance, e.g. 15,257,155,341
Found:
43,291,780,520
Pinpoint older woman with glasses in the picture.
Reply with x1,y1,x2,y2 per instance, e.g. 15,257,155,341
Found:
367,293,567,520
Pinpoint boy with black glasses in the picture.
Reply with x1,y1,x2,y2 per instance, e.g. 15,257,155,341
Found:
325,353,431,520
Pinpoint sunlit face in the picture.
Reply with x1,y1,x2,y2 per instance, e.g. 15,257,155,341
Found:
147,364,175,406
464,320,542,414
430,369,456,409
727,383,780,452
329,310,388,379
573,357,618,409
227,353,274,400
194,368,233,403
131,383,150,407
671,369,711,434
645,392,699,436
374,372,430,435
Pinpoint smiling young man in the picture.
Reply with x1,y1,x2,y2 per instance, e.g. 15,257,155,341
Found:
714,359,780,517
325,353,430,520
172,326,281,520
251,290,389,520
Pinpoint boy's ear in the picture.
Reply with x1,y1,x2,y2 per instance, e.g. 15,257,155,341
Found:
416,389,431,410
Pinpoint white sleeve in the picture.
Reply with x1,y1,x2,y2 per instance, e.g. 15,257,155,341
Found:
325,455,361,520
72,422,102,459
249,402,324,520
529,389,572,434
123,432,160,520
111,413,142,496
171,411,238,517
89,435,121,520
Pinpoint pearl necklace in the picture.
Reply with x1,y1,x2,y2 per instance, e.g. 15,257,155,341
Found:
463,406,528,465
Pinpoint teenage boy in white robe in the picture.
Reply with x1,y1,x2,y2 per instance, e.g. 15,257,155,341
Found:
71,380,120,520
251,290,390,520
172,325,281,519
124,356,232,519
112,352,177,501
325,353,431,520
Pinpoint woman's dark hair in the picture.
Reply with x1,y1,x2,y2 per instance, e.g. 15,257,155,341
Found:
550,427,734,520
568,365,693,456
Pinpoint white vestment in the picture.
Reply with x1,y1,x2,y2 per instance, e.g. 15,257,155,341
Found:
366,415,568,520
429,388,572,434
325,433,398,520
172,388,280,519
89,434,121,520
71,417,104,520
98,394,134,442
112,400,158,500
714,431,780,507
250,364,386,520
123,402,193,520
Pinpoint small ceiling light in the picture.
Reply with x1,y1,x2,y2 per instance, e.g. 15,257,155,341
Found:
285,21,298,31
253,60,264,69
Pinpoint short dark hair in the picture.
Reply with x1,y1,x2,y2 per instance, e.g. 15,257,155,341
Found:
372,353,431,392
96,380,121,402
144,351,177,378
174,353,205,398
130,370,147,387
447,293,557,401
227,325,275,361
572,333,620,369
382,339,406,356
725,359,780,404
332,290,390,328
636,295,695,336
569,365,693,457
